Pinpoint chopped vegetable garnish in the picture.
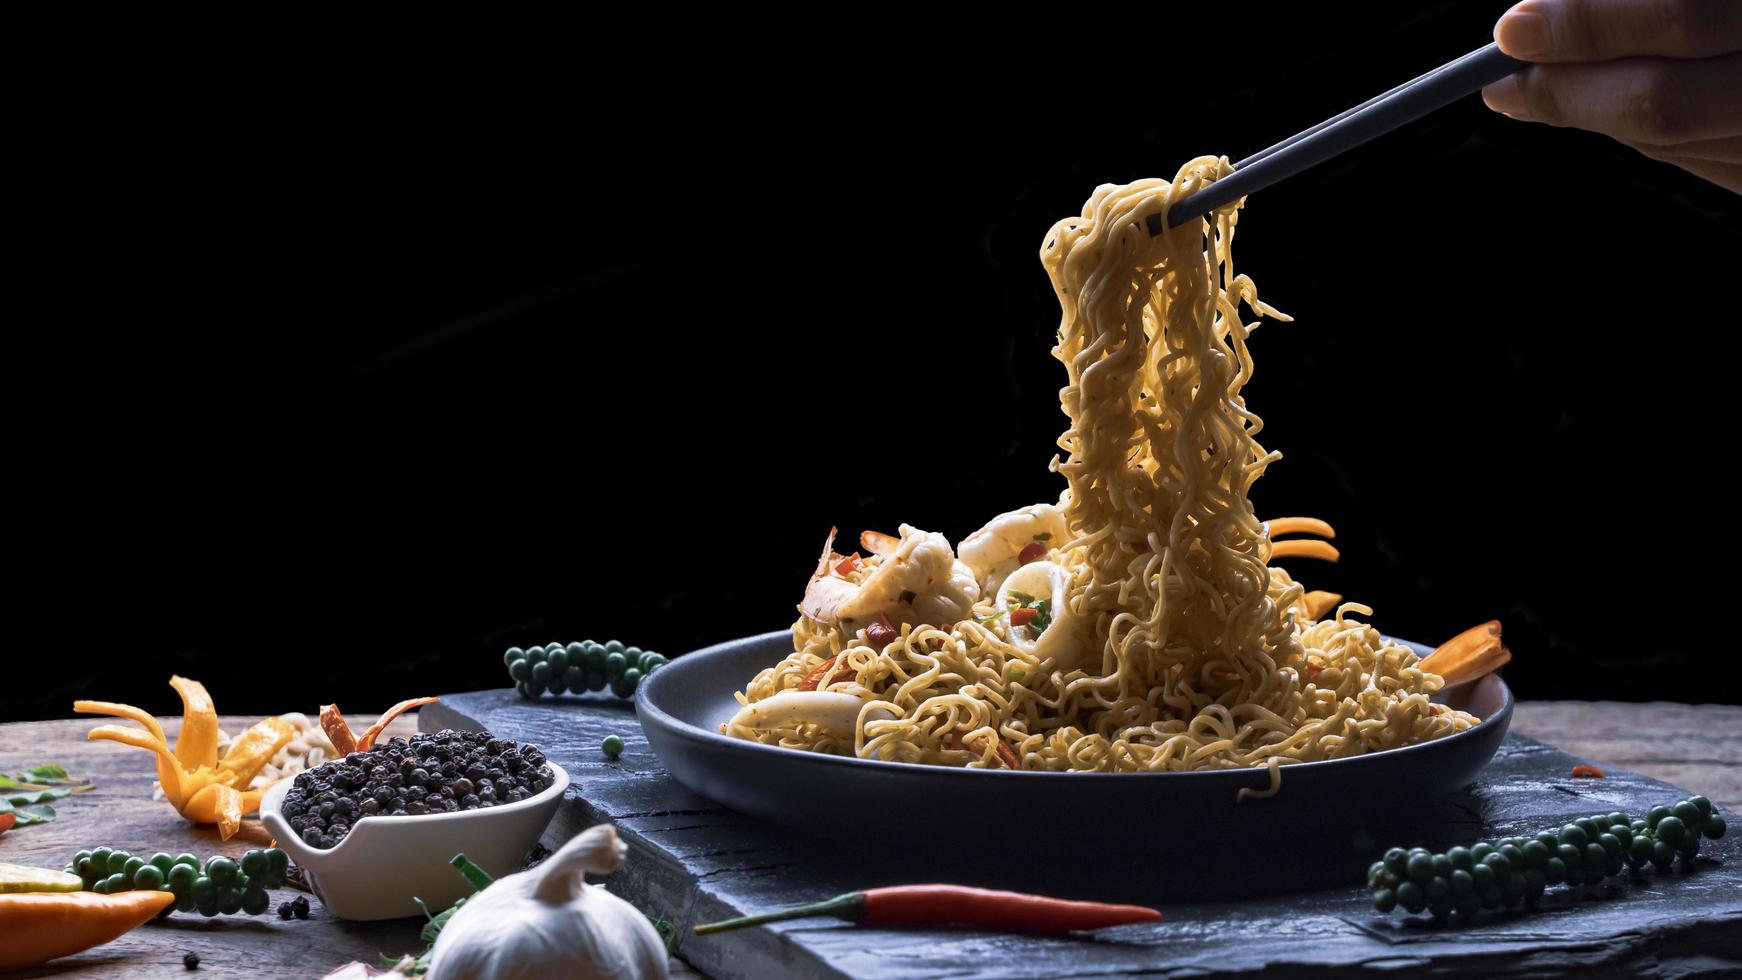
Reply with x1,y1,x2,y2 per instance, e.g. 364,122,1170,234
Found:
1018,542,1046,564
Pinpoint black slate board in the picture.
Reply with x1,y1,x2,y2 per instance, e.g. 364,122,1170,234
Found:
422,690,1742,979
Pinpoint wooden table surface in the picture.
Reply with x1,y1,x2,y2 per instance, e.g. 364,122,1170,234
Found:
1,701,1736,978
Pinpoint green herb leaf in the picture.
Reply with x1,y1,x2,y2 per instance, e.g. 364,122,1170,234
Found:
11,803,56,825
1009,667,1027,680
1030,599,1053,632
24,764,68,781
7,788,70,806
1032,532,1052,541
1006,590,1037,605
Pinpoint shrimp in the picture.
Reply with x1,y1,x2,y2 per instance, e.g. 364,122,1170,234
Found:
800,524,979,634
957,494,1070,595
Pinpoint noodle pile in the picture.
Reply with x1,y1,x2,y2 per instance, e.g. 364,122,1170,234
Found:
726,158,1477,774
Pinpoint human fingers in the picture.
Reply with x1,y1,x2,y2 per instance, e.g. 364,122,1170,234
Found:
1495,0,1742,63
1625,133,1742,163
1482,53,1742,143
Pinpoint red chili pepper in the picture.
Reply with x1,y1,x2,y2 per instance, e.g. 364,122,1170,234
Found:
835,554,862,577
1009,607,1038,628
796,656,854,692
1571,764,1606,778
866,622,898,649
694,884,1161,935
0,812,14,834
950,727,1020,770
1018,541,1046,565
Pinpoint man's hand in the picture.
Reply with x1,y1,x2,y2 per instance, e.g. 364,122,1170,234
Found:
1482,0,1742,192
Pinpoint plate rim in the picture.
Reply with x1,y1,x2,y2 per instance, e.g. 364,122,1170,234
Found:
637,628,1514,783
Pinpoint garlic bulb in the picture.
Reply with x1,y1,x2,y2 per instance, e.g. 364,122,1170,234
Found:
428,824,669,980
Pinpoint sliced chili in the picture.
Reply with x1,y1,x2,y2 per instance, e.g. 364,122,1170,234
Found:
1009,607,1038,628
1018,541,1046,564
1571,764,1605,778
835,554,862,577
796,657,854,692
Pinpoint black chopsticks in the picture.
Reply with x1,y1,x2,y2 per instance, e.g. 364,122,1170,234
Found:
1148,42,1525,234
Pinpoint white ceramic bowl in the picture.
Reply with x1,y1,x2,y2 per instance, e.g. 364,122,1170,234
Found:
260,760,568,921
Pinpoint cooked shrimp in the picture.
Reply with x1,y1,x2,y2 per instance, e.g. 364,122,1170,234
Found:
800,524,979,634
958,495,1070,595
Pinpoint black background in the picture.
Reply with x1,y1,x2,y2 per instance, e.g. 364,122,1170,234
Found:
14,4,1740,720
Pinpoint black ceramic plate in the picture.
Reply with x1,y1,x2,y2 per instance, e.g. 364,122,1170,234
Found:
638,630,1513,898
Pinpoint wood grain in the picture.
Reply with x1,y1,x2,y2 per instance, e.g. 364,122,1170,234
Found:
2,700,1735,978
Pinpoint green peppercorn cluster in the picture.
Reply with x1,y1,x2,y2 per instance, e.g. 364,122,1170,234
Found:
65,846,290,917
1368,795,1726,921
504,640,666,699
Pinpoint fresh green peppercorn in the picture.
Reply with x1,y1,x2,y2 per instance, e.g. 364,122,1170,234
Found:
92,877,111,894
240,850,269,879
1372,869,1399,890
1604,811,1627,827
546,676,569,696
175,892,196,913
1482,852,1511,876
1449,868,1474,896
243,887,271,916
602,734,625,759
104,873,129,893
1651,840,1675,869
612,667,642,699
563,666,585,692
1647,805,1671,827
1446,846,1472,871
266,849,289,874
1383,847,1408,874
1597,833,1622,857
1396,880,1426,914
122,857,147,881
73,849,93,865
1367,861,1385,884
604,652,627,679
76,857,100,883
508,660,532,682
1502,872,1526,904
190,876,215,904
1523,868,1546,900
641,654,668,672
545,648,568,674
133,865,165,890
604,640,625,655
1676,834,1700,857
1688,796,1712,817
503,646,525,666
1372,888,1397,913
106,851,133,876
624,646,642,664
584,644,607,670
530,660,553,686
1455,893,1482,918
1534,830,1560,850
1557,842,1582,868
586,671,607,692
1544,856,1567,885
1705,815,1727,840
217,888,243,915
1609,824,1632,847
565,641,587,662
1559,824,1588,848
1582,842,1606,869
526,645,547,662
1429,854,1451,878
168,863,197,892
1471,862,1495,890
147,852,174,873
90,847,113,870
1425,877,1450,903
1628,836,1654,866
1574,817,1600,838
1672,801,1701,827
173,853,199,868
1479,886,1504,910
1520,840,1549,868
1655,816,1686,844
1471,842,1495,862
515,680,536,698
1499,843,1524,868
206,857,237,886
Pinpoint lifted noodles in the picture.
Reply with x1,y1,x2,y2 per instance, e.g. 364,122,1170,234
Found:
726,157,1478,774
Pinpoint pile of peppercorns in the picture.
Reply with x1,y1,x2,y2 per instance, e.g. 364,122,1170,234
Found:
280,730,555,849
